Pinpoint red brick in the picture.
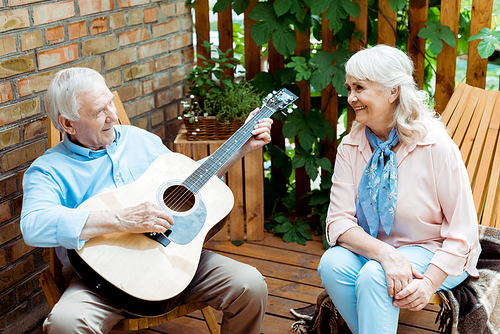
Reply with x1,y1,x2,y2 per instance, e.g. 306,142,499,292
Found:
118,27,149,46
0,250,5,268
0,53,35,80
23,118,47,141
124,95,154,117
144,6,158,23
0,202,11,223
110,12,125,29
90,17,107,35
79,0,114,16
0,221,21,245
104,47,137,70
82,34,116,56
176,1,190,15
13,196,22,216
0,268,14,293
165,104,179,120
117,0,148,8
181,16,193,30
33,1,75,25
116,83,140,102
151,109,164,127
0,175,17,199
159,2,174,18
123,61,153,82
38,43,78,70
0,35,16,57
141,72,170,95
45,25,65,44
138,40,166,59
183,47,194,63
152,18,180,38
18,170,25,190
129,8,142,25
21,30,42,50
68,21,86,40
0,98,39,127
152,125,165,140
0,9,29,33
18,69,58,97
155,52,182,71
0,139,45,172
135,116,148,130
12,255,34,278
0,290,15,315
156,85,183,107
0,82,13,104
0,127,20,150
103,70,121,88
73,57,101,72
171,64,190,84
169,32,192,51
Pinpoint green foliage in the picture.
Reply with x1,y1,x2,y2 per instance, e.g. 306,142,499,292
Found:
264,213,313,245
468,28,500,59
183,41,262,123
418,21,456,55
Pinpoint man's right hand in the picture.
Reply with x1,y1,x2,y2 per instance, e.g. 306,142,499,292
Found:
115,201,174,234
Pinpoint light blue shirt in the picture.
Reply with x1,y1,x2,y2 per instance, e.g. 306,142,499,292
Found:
20,125,170,252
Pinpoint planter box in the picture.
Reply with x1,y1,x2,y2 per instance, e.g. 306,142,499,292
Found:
174,125,264,241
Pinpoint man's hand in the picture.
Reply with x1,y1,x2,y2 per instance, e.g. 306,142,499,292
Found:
116,201,174,234
242,108,273,154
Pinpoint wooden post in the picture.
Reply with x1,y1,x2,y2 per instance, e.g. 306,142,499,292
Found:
295,28,311,214
466,0,494,89
322,13,338,166
244,0,261,80
435,0,460,113
218,5,234,78
194,0,210,62
407,0,428,89
349,0,368,52
377,0,397,46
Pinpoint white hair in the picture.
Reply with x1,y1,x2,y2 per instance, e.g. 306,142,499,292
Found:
45,67,106,132
346,44,445,144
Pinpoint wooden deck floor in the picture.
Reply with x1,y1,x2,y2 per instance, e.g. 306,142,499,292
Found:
112,232,444,334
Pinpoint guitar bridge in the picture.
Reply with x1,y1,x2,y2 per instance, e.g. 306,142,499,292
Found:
144,230,171,247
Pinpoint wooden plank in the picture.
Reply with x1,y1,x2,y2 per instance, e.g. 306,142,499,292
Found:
440,82,466,125
218,6,234,78
445,84,474,137
466,0,494,89
348,0,368,52
407,0,428,88
194,0,210,62
245,148,264,240
482,133,500,227
112,91,130,125
450,86,482,147
244,0,261,80
377,0,397,46
228,159,245,240
434,0,460,113
248,232,326,256
294,28,311,214
267,277,324,304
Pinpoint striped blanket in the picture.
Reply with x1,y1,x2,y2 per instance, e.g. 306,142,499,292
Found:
436,225,500,334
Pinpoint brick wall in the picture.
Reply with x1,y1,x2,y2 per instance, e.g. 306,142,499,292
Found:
0,0,194,332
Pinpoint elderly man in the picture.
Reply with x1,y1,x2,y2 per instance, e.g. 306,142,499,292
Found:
21,67,271,334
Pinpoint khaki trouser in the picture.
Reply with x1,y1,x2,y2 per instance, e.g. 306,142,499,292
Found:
43,250,268,334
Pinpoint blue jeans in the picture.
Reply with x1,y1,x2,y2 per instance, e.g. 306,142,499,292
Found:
318,245,468,334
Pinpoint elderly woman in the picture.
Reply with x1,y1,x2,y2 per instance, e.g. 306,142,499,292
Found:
317,45,481,334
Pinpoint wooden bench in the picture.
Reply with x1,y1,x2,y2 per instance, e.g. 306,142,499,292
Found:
39,91,220,333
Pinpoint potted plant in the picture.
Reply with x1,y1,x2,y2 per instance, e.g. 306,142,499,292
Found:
181,41,263,141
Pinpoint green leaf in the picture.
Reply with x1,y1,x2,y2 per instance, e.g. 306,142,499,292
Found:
233,0,249,15
251,21,275,46
388,0,405,13
340,0,360,18
324,1,348,32
274,0,293,17
305,160,319,180
310,0,330,15
292,154,308,169
477,40,496,58
315,156,332,171
468,28,500,59
250,72,276,95
305,110,326,139
231,240,245,246
418,21,456,55
298,130,316,151
213,0,233,13
273,26,297,57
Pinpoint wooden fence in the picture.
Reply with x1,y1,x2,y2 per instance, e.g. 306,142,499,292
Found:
193,0,496,213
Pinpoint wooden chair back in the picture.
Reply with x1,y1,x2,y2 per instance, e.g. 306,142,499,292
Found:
39,91,220,333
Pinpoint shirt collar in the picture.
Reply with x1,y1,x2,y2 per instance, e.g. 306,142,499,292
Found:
62,127,121,158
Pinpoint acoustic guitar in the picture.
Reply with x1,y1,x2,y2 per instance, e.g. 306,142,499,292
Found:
68,88,298,317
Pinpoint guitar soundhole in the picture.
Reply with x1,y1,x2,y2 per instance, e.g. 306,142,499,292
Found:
162,184,195,213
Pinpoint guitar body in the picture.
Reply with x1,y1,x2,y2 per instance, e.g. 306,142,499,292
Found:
69,152,234,316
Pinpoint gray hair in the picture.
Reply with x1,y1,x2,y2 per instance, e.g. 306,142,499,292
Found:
45,67,106,132
346,44,444,144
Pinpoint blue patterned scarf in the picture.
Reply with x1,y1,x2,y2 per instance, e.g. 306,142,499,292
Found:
356,127,399,237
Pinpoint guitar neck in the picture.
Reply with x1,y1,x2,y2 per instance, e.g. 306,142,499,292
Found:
183,105,275,193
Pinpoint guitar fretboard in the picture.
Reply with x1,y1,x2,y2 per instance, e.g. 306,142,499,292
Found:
182,105,276,193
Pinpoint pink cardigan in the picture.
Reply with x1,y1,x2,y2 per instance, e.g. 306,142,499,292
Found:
326,123,480,277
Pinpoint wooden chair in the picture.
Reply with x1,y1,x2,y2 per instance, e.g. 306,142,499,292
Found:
425,82,500,305
38,91,220,333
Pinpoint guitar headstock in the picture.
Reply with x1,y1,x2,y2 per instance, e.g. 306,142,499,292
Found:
262,88,298,116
